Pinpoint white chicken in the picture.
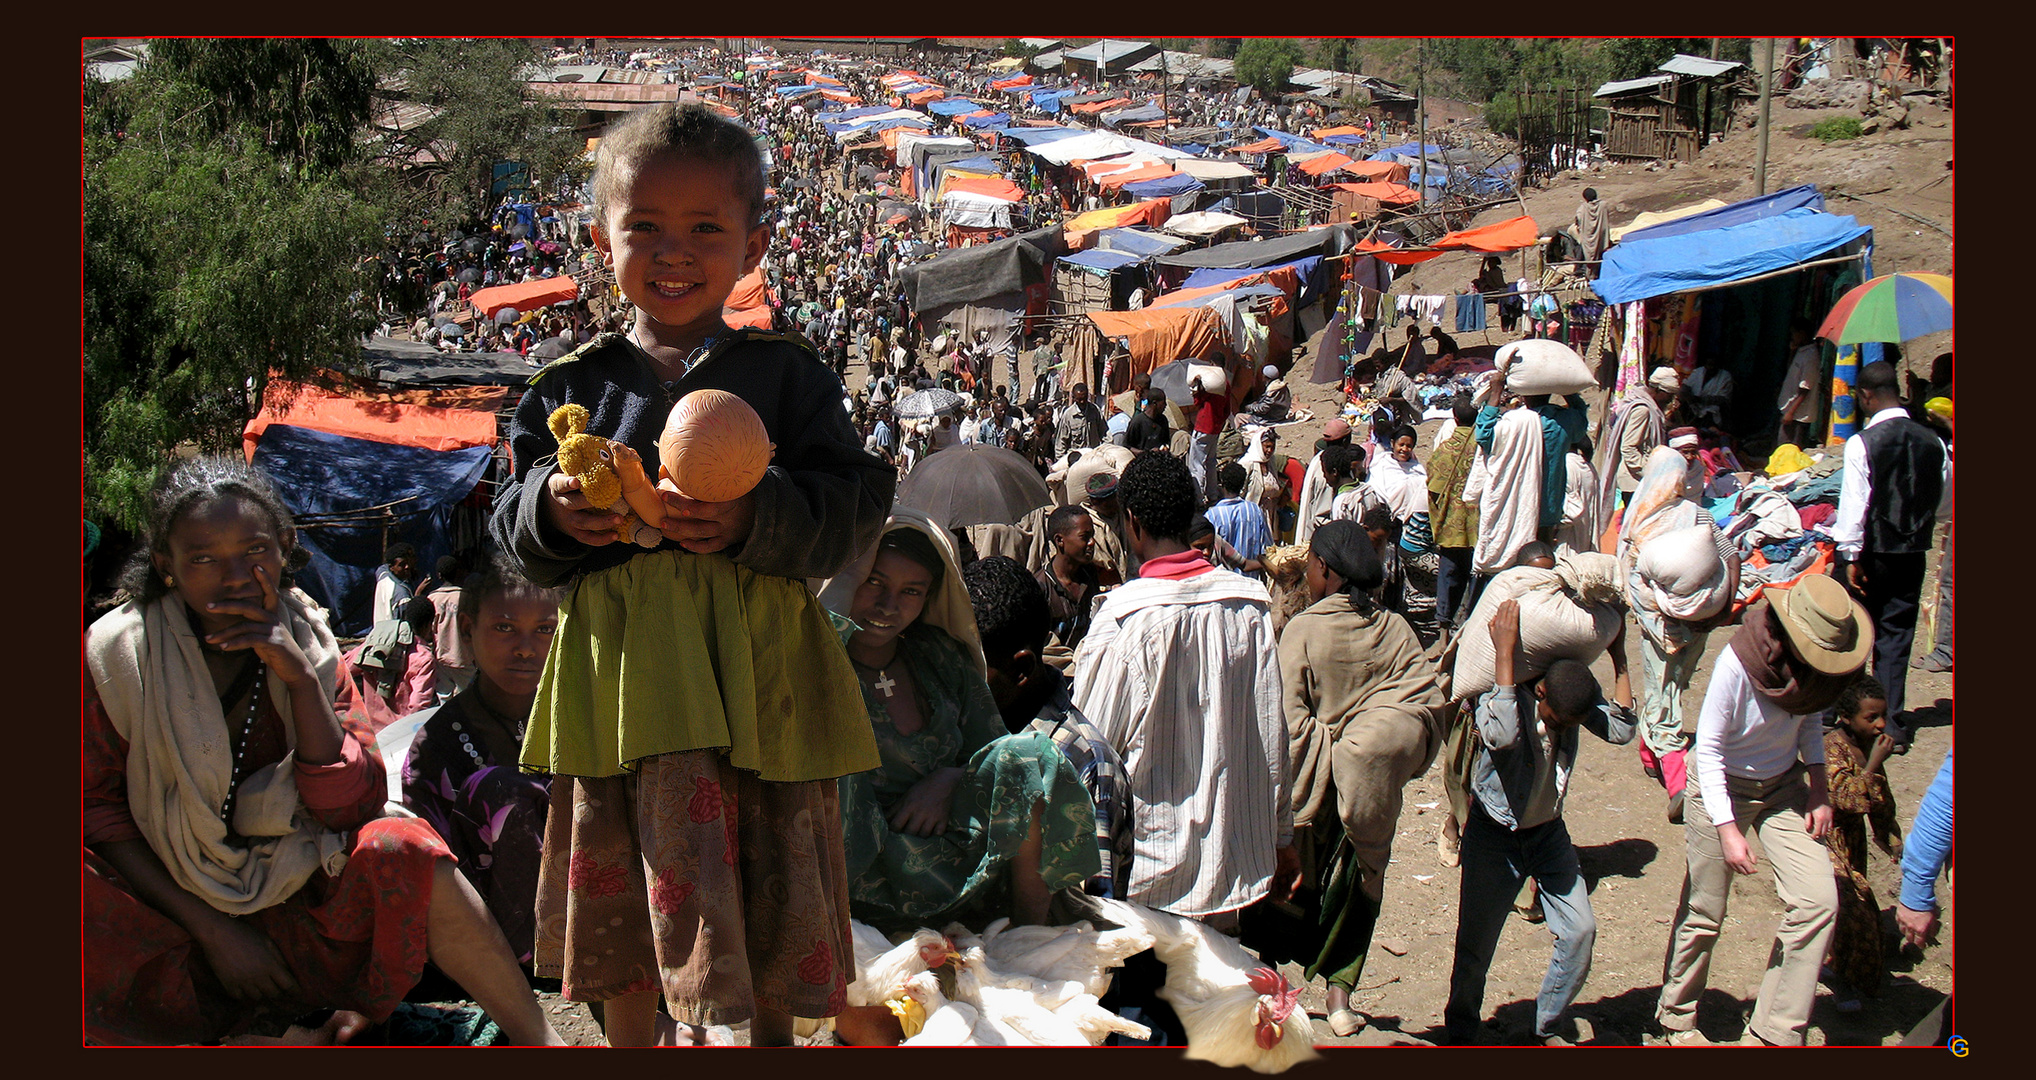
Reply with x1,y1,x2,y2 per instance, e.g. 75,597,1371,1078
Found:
847,925,956,1007
974,916,1157,998
1087,896,1321,1073
937,919,1154,1045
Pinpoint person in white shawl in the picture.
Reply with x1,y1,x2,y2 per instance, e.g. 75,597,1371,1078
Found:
1294,418,1356,549
1592,366,1681,550
82,456,561,1046
1618,446,1742,823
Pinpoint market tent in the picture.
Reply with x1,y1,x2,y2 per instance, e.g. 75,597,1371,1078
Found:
1093,227,1190,257
1087,305,1225,377
1026,130,1190,165
1293,151,1355,176
1069,97,1132,115
1161,210,1249,238
1328,180,1421,205
723,265,774,329
1609,198,1728,244
961,112,1011,129
244,380,501,456
468,276,578,318
1154,223,1356,270
1339,159,1410,183
1230,137,1285,155
943,190,1021,230
1616,183,1824,243
1096,162,1177,189
1593,206,1872,305
252,423,494,636
899,224,1066,314
1059,248,1143,273
927,98,983,116
1101,102,1168,127
987,57,1026,72
1312,125,1364,140
997,123,1085,145
1123,173,1203,199
990,73,1033,89
360,336,543,387
1173,158,1257,182
1062,198,1173,250
944,176,1027,203
1352,215,1541,265
1181,256,1322,304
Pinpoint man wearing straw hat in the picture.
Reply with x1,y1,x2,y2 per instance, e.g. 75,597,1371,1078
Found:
1654,575,1873,1046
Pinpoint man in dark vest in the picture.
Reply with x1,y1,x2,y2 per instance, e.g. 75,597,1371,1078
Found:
1831,361,1952,748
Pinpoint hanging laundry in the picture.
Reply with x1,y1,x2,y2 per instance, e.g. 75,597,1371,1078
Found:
1358,286,1383,323
1614,300,1647,395
1455,291,1486,333
1412,294,1447,323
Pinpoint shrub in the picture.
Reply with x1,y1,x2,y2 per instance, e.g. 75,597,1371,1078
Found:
1812,116,1864,142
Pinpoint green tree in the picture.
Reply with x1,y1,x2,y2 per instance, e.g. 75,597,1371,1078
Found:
84,41,387,532
1234,38,1304,98
1205,38,1244,60
1313,37,1358,74
364,38,586,229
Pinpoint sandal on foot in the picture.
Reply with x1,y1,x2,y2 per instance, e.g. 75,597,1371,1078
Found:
1437,819,1461,868
1327,1009,1367,1037
1660,1029,1712,1046
1515,901,1545,924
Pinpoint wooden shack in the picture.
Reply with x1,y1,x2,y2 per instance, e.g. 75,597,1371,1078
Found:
1593,54,1744,163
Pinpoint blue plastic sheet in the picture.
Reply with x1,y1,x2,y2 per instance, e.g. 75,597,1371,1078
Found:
1593,207,1871,305
1122,173,1203,199
1618,184,1824,243
252,425,493,636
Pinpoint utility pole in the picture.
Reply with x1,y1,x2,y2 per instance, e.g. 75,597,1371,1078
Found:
1754,36,1775,195
1416,38,1428,206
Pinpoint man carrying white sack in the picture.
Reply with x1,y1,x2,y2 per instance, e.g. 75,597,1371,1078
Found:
1619,446,1741,824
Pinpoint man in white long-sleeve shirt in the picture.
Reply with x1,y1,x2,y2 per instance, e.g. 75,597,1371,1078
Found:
1829,360,1951,746
1070,451,1300,925
1655,575,1872,1046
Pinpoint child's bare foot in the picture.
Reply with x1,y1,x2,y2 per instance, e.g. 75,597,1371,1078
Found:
833,1004,906,1046
654,1012,737,1046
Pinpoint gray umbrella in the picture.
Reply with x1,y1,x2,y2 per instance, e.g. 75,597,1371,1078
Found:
1146,358,1197,407
457,266,482,283
531,335,572,360
494,306,521,325
893,387,968,419
897,443,1052,529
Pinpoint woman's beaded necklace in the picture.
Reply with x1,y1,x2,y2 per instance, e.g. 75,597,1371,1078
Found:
453,694,526,769
219,663,265,828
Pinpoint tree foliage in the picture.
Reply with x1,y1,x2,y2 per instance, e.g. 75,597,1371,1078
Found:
84,40,386,532
1233,38,1303,98
1313,38,1358,74
1205,38,1243,60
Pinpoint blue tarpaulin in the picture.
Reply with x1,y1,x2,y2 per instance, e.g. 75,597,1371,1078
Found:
812,105,892,123
1103,103,1167,127
1060,248,1143,273
996,124,1085,145
1030,89,1069,113
775,84,820,96
1123,173,1204,199
1253,126,1335,155
1618,184,1825,243
1182,254,1326,306
938,155,1000,174
1593,207,1872,305
251,425,492,636
1156,283,1286,310
962,112,1011,129
1094,227,1190,257
1371,141,1445,160
927,98,983,116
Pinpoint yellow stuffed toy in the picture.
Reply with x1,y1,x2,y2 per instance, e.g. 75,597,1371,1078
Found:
547,403,665,548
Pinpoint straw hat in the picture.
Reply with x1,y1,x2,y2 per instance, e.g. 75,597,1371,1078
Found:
1770,575,1874,675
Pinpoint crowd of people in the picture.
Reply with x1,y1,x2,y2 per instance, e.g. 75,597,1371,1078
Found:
83,43,1953,1050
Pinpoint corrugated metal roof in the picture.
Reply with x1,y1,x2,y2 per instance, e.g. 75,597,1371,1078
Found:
1127,50,1232,77
1063,39,1153,64
1659,53,1743,78
531,81,684,106
1019,38,1063,50
1594,73,1675,98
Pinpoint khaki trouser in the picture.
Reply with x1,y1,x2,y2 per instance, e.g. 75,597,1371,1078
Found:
1656,767,1837,1045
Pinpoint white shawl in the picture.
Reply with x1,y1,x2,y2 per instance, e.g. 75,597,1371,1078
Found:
84,595,347,915
1472,407,1546,574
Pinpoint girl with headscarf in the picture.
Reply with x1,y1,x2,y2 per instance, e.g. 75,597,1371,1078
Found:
1618,446,1741,821
1271,520,1446,1037
820,510,1100,928
1240,426,1301,541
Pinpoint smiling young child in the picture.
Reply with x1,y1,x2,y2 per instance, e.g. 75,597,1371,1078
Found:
492,102,893,1046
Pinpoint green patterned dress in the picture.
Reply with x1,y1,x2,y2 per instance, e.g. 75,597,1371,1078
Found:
838,622,1100,926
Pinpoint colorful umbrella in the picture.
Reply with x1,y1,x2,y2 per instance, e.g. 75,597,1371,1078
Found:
1816,272,1953,345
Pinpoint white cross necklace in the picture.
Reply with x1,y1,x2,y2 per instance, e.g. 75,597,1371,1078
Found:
852,657,898,699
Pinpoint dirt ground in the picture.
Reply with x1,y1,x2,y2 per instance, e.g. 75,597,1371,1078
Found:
513,97,1955,1050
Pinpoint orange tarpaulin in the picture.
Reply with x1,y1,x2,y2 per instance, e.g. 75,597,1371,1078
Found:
1086,306,1225,379
1151,267,1302,308
1339,159,1408,183
468,276,579,318
244,382,500,461
1294,152,1354,176
1070,97,1131,115
1077,157,1147,179
907,87,946,105
1330,181,1420,204
944,176,1027,202
990,74,1033,89
723,266,774,330
1095,163,1176,189
1311,125,1365,139
1354,214,1542,265
1061,198,1173,251
1232,137,1285,155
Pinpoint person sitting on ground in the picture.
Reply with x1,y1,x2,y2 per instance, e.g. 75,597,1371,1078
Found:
1445,600,1635,1046
376,558,564,972
1244,364,1293,423
824,512,1101,932
964,555,1129,897
1428,326,1460,369
83,456,563,1046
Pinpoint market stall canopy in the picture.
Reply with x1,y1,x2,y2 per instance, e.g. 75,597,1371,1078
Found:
1294,151,1355,176
1062,198,1174,250
1161,210,1249,237
1059,248,1144,273
1352,215,1541,265
1094,227,1191,257
927,98,985,116
1124,173,1204,199
723,265,774,329
1025,130,1191,165
1339,159,1410,183
1087,305,1225,376
244,380,500,458
1609,198,1728,243
1230,137,1286,155
468,276,578,318
1173,158,1257,182
944,176,1027,203
1154,223,1357,270
359,336,543,387
1593,206,1872,305
1096,162,1178,189
1328,181,1421,205
1616,184,1825,243
899,224,1066,313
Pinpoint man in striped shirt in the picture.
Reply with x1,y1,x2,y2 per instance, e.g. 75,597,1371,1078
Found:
1071,452,1301,928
